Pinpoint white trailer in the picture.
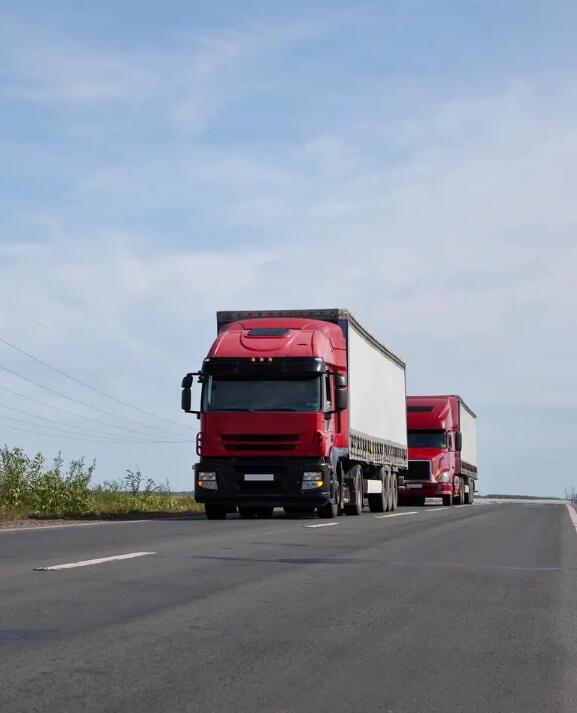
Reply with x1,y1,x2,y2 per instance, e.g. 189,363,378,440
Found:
458,398,478,479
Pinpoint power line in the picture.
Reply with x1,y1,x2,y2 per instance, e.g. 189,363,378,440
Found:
0,403,189,443
0,334,192,433
0,384,185,440
0,413,190,445
0,363,190,439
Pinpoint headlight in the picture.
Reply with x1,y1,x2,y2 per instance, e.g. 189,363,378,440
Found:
303,472,323,480
197,472,217,490
437,472,451,483
302,472,324,490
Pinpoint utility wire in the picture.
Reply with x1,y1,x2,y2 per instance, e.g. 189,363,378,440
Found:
0,335,192,433
0,403,190,443
0,413,190,445
0,363,190,439
0,384,185,440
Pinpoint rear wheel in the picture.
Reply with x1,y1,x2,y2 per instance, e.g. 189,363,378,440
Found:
386,473,394,511
456,478,465,505
390,474,398,511
368,469,387,513
205,504,228,520
344,465,363,516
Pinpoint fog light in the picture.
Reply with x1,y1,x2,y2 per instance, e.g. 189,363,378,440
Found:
197,472,217,490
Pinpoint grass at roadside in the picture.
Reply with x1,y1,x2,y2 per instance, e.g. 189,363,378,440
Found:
0,445,202,521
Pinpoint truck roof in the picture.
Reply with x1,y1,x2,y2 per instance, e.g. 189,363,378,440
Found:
407,395,477,419
216,309,405,368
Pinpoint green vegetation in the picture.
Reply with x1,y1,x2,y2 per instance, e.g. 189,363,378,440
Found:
0,446,200,520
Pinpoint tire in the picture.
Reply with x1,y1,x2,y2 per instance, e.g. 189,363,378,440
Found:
317,500,338,519
254,507,274,518
442,493,453,507
390,474,398,511
205,504,228,520
386,473,394,511
456,478,465,505
344,465,363,516
368,468,387,513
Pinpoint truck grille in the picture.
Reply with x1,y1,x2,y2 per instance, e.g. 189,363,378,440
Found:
406,460,432,480
221,434,298,452
221,434,298,442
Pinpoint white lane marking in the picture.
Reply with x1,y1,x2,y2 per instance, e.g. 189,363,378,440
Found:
0,520,148,534
566,504,577,535
425,508,448,512
304,522,339,529
374,511,418,519
34,551,155,571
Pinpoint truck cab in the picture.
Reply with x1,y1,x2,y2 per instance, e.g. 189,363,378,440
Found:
400,395,477,506
181,309,407,520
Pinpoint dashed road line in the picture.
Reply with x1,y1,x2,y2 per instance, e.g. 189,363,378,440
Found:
374,511,418,519
304,522,339,529
34,552,156,571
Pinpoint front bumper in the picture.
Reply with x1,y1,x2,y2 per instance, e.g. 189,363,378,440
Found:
398,481,452,498
194,457,334,508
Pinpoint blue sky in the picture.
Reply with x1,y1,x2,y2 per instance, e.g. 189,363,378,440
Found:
1,1,577,495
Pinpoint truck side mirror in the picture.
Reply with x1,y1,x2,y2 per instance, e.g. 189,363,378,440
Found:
335,387,348,411
455,432,462,452
181,373,200,416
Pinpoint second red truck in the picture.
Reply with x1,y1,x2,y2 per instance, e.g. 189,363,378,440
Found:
400,395,477,506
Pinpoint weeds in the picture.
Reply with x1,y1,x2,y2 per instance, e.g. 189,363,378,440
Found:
0,445,200,519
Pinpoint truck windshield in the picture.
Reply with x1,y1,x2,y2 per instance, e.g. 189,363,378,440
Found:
202,376,322,412
407,430,447,448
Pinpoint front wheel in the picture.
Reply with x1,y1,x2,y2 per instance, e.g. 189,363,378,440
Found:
317,500,338,519
442,493,453,507
205,504,228,520
344,465,363,516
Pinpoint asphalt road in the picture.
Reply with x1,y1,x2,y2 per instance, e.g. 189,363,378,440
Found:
1,502,576,713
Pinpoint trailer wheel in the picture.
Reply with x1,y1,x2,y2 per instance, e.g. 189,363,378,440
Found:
368,468,387,513
205,504,228,520
344,465,363,516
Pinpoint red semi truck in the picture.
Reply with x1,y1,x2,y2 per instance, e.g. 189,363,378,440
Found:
400,395,478,506
181,309,408,519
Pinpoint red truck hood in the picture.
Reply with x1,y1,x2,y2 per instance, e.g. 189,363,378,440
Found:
201,412,328,458
408,448,451,477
